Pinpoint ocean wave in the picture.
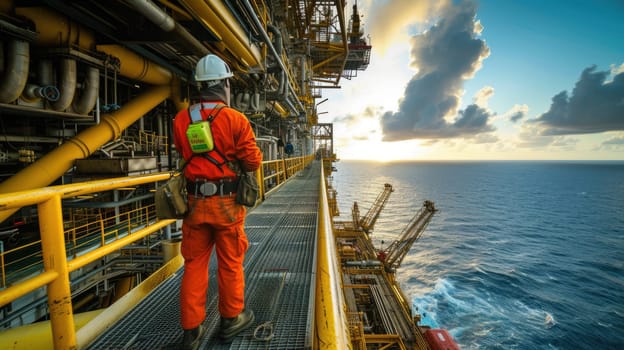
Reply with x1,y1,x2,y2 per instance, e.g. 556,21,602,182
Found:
411,275,561,348
336,161,624,349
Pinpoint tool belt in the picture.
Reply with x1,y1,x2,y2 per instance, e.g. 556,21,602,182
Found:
187,179,238,197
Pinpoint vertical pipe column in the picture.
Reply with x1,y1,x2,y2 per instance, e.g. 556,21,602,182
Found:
39,194,76,350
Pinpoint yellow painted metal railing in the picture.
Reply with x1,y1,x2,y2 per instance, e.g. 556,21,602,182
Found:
262,159,287,196
1,203,158,289
259,155,314,198
0,155,313,350
138,130,168,155
0,173,172,349
314,157,351,349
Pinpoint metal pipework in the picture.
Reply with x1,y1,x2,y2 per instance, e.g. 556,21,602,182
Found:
68,66,100,114
125,0,208,56
127,0,175,31
50,58,77,111
178,0,263,70
15,6,96,49
0,39,29,103
15,6,172,85
21,84,60,102
267,24,287,98
97,45,172,85
240,0,306,114
0,85,171,223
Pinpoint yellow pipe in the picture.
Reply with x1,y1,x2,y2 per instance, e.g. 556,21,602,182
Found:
0,85,171,222
179,0,263,70
273,101,288,118
0,310,103,350
206,0,261,63
16,7,96,49
39,194,76,350
97,44,172,85
171,75,189,111
315,163,351,349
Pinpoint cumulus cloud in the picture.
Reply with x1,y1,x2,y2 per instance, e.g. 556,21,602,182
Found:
510,111,525,123
599,135,624,149
473,133,499,144
363,0,450,53
332,113,360,126
474,86,494,107
533,65,624,135
611,63,624,76
331,106,380,126
517,122,578,149
502,104,529,123
603,136,624,145
380,0,493,141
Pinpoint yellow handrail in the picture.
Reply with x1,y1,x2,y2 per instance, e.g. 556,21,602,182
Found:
0,155,313,350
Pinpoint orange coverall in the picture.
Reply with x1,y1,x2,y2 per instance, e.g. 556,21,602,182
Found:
172,100,262,330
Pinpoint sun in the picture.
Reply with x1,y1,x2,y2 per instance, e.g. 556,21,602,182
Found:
338,138,428,161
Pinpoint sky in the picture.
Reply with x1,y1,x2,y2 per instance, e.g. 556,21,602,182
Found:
319,0,624,161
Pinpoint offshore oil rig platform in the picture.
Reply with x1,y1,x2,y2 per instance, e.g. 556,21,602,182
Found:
0,0,458,349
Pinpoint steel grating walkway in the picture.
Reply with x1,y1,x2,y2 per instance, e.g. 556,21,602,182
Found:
87,161,321,349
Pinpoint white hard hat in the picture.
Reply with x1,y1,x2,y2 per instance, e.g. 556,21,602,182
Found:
194,54,234,81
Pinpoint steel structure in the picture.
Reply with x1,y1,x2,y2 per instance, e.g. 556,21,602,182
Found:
357,183,394,233
382,200,438,270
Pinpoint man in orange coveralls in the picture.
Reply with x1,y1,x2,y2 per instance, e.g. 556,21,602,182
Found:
172,54,262,350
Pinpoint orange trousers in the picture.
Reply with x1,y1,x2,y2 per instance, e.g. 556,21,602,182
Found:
179,195,248,330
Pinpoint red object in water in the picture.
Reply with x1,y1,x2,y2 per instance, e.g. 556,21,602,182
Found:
424,329,460,350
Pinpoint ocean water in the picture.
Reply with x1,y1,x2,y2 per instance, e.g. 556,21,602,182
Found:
331,160,624,350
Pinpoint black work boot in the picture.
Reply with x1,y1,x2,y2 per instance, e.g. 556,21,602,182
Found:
219,309,255,341
182,324,204,350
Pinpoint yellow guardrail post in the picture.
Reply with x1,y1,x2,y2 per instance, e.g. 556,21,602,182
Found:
39,193,77,349
256,168,264,202
282,158,288,179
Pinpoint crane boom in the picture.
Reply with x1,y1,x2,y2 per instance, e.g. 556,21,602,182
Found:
382,200,437,269
359,183,394,233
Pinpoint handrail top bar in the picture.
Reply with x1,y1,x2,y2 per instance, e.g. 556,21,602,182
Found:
0,173,172,210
